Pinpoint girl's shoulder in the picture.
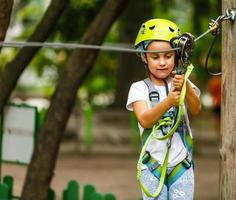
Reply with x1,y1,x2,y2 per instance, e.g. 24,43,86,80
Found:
131,80,147,87
130,80,148,94
126,80,149,111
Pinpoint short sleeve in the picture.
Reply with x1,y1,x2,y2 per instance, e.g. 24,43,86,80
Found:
126,81,149,111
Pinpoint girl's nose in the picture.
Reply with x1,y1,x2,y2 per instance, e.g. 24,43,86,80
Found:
159,57,166,66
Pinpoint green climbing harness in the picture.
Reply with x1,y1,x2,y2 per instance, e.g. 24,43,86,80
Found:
137,64,194,198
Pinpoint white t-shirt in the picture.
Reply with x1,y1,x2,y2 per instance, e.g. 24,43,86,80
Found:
126,79,200,167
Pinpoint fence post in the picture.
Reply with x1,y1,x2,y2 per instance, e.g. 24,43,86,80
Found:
0,114,3,180
63,180,79,200
62,189,67,200
104,193,116,200
0,182,9,199
83,102,93,152
91,192,104,200
3,175,13,198
83,184,95,200
48,188,55,200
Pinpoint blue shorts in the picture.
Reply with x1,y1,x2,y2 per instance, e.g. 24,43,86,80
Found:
141,166,194,200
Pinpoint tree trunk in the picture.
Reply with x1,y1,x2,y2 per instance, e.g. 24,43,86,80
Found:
0,0,13,42
0,0,68,113
220,1,236,199
21,0,128,199
113,0,154,108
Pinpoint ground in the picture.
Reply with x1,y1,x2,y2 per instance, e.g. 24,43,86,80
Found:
2,109,220,200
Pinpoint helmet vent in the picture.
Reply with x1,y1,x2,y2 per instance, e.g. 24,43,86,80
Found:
169,27,175,32
149,25,155,30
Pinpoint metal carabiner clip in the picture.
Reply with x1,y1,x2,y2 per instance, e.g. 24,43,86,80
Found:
225,8,236,22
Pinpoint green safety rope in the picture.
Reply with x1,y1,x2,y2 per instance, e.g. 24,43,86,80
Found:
154,63,194,140
137,64,194,198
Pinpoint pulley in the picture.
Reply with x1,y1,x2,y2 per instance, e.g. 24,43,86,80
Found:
176,33,195,74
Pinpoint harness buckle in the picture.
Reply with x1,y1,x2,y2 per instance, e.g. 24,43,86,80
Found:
142,152,161,172
149,161,160,172
149,91,160,102
142,152,150,164
182,155,192,169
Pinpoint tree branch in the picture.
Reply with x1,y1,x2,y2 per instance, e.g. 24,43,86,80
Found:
0,0,69,113
0,0,13,42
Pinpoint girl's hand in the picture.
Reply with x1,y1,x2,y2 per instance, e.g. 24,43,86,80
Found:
167,87,181,107
172,71,184,91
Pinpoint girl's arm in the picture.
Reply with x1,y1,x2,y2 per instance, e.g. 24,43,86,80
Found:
133,88,180,129
185,80,201,115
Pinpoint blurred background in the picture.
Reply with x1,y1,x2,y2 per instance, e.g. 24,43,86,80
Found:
1,0,222,199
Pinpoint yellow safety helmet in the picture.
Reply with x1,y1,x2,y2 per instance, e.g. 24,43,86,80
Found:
134,19,180,48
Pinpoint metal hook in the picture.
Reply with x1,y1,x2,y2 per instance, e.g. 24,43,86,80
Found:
225,8,236,22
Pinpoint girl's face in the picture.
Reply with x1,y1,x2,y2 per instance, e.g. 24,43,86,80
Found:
145,41,175,81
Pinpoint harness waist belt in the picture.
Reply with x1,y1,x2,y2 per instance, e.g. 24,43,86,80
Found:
142,152,192,188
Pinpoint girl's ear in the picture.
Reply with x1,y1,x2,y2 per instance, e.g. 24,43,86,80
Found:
141,53,147,64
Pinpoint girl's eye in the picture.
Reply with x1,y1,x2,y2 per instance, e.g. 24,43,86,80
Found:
166,54,173,59
151,55,159,59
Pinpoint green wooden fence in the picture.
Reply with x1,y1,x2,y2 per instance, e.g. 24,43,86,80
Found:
0,176,118,200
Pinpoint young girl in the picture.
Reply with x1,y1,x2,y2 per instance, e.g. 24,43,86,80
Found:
126,19,201,200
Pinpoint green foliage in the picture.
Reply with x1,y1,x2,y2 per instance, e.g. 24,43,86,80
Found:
56,0,104,41
30,49,66,77
0,49,18,70
77,53,118,107
83,53,118,93
15,0,49,39
1,0,222,105
7,0,107,99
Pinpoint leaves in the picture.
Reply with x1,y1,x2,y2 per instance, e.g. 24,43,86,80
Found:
1,0,222,105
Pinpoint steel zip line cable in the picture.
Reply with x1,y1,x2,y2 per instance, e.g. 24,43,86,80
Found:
0,9,234,54
0,41,181,54
0,20,223,53
0,22,227,54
